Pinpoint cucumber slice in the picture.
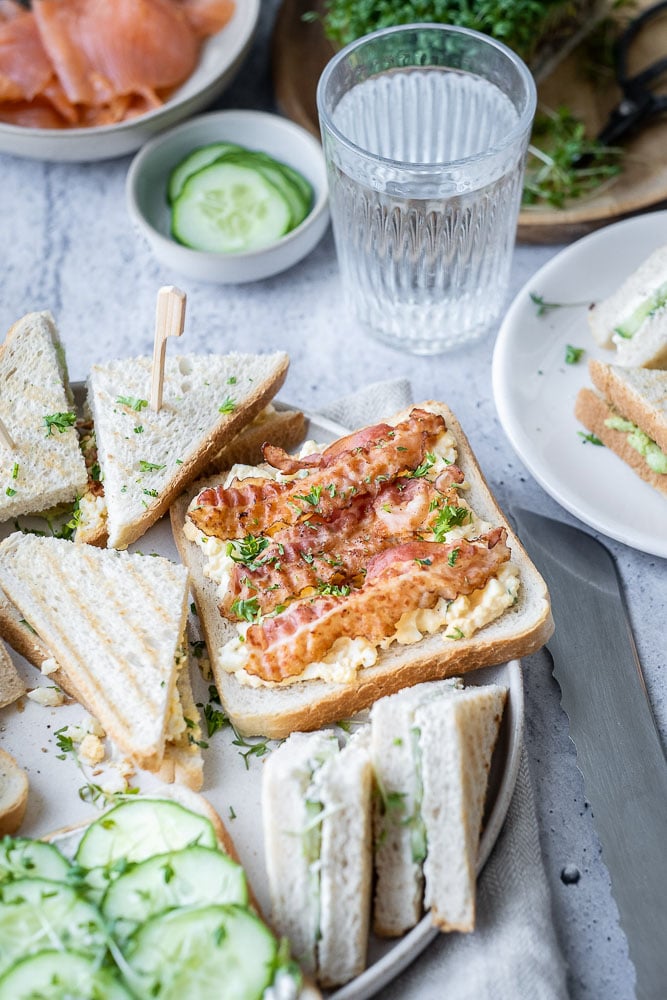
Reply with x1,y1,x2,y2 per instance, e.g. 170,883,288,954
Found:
75,799,217,871
0,878,107,973
168,142,244,203
0,837,71,884
102,845,247,943
212,151,311,229
125,904,277,1000
171,162,292,253
0,950,132,1000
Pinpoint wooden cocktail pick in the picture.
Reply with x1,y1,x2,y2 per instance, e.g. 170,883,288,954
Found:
150,286,186,412
0,417,15,451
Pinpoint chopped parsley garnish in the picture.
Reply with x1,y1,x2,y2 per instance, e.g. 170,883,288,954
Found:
300,552,315,564
134,425,144,434
203,703,230,738
294,485,323,507
44,411,76,436
433,505,471,541
227,376,237,385
142,488,159,498
116,395,148,411
408,452,436,478
448,547,460,567
5,487,16,497
11,462,18,480
231,727,272,769
219,396,236,414
446,626,465,640
226,534,270,570
317,580,351,597
139,460,166,473
190,639,206,659
90,462,101,482
578,431,604,446
415,557,432,566
230,597,261,623
565,344,584,364
327,483,337,497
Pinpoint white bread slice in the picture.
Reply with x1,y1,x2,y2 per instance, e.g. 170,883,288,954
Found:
0,312,87,522
262,730,339,975
588,245,667,367
417,683,507,932
370,678,462,937
0,533,189,772
315,730,373,988
0,748,28,836
0,641,25,708
86,350,289,549
170,401,552,738
262,730,373,988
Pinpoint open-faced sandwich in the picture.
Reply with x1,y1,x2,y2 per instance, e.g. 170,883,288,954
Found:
172,401,552,737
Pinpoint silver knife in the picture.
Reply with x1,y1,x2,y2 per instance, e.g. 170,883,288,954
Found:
511,506,667,1000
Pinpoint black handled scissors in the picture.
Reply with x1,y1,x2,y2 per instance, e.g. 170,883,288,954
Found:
595,0,667,146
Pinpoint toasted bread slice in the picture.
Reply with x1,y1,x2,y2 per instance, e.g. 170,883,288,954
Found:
205,406,306,474
0,641,25,708
0,533,189,772
0,312,87,523
171,401,553,738
0,747,28,836
85,350,289,549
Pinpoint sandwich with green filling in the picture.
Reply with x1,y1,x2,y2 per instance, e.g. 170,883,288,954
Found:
588,245,667,369
575,360,667,497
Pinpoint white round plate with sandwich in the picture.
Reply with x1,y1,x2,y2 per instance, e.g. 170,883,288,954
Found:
493,210,667,559
1,396,524,998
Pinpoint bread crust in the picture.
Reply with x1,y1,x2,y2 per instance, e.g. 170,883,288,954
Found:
575,386,667,497
204,409,306,474
0,747,29,836
171,401,553,738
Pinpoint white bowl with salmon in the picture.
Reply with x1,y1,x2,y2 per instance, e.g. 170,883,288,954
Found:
0,0,260,162
126,109,330,283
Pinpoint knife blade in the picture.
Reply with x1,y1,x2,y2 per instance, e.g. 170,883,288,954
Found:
510,506,667,1000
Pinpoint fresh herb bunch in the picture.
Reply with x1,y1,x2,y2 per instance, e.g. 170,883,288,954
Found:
314,0,571,63
522,107,623,209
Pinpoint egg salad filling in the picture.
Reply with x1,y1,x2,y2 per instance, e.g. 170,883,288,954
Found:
185,423,520,688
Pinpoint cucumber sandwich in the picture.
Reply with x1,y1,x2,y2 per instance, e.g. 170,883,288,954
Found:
588,244,667,369
0,795,313,1000
575,360,667,498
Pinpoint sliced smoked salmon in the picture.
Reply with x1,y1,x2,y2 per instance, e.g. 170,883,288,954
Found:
0,0,236,129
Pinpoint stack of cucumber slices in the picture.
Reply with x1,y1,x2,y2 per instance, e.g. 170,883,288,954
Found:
168,143,313,255
0,799,302,1000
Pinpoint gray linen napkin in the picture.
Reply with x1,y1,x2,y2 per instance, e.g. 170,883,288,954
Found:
319,379,568,1000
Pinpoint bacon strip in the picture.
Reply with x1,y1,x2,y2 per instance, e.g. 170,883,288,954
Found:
223,477,451,616
190,408,447,540
242,528,509,682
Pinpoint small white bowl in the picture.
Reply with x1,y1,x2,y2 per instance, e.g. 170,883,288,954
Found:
0,1,260,162
126,110,330,283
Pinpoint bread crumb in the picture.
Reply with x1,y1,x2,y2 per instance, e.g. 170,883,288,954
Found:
79,734,105,765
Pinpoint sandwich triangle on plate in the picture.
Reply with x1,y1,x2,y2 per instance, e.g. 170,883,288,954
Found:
0,533,201,783
0,311,87,523
588,244,667,368
575,360,667,498
262,729,373,988
370,679,507,935
80,350,289,549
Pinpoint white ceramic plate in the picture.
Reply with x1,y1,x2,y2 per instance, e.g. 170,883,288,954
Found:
0,0,260,162
493,210,667,559
0,402,523,996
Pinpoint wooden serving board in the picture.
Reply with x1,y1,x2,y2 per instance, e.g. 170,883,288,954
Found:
271,0,667,244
